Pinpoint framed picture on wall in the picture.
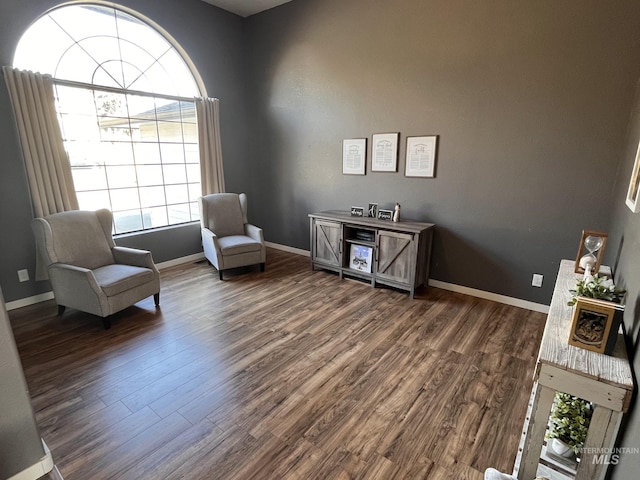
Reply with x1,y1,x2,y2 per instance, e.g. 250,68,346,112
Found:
626,141,640,212
371,133,399,172
405,135,438,177
343,138,367,175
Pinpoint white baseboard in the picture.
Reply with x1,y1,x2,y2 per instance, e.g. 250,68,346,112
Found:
428,279,549,314
265,241,310,257
265,242,549,313
8,439,54,480
5,253,205,311
6,245,548,314
156,252,205,269
5,292,55,311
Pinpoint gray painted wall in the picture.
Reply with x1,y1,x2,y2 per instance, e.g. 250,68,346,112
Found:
0,287,45,478
244,0,640,304
1,0,640,476
0,0,246,302
607,79,640,480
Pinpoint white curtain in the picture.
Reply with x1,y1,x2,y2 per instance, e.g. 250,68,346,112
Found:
195,96,225,195
3,67,78,281
3,67,78,217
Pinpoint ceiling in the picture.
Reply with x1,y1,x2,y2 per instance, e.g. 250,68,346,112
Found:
200,0,293,17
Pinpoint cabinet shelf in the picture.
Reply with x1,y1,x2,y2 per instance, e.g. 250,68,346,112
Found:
309,211,434,299
345,238,375,247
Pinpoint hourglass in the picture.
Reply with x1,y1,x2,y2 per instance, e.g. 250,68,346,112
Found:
574,230,608,275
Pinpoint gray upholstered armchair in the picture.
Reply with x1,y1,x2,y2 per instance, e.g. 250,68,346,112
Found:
32,209,160,329
199,193,266,280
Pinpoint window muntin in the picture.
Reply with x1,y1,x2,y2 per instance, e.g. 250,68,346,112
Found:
14,4,202,233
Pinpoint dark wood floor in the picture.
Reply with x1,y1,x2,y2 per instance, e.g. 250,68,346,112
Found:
11,248,547,480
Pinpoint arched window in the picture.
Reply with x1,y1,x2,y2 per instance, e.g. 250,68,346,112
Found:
14,3,203,233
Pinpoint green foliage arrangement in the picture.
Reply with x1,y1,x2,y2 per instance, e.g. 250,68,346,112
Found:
568,274,626,306
546,392,592,454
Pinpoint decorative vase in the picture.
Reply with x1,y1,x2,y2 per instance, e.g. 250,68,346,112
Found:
549,438,575,458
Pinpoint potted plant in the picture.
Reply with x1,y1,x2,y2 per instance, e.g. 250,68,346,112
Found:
546,392,592,458
567,274,626,306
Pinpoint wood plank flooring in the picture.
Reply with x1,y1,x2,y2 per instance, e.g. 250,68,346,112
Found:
10,248,547,480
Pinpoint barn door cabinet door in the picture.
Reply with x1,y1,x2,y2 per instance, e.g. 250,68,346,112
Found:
311,219,342,268
376,230,415,285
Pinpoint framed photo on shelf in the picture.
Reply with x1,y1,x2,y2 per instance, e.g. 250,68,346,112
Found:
568,297,619,354
626,141,640,213
378,209,393,220
342,138,366,175
368,203,378,218
371,133,399,172
351,206,365,217
405,135,438,177
349,244,373,273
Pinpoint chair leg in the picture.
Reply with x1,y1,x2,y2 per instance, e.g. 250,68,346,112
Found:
103,317,112,330
154,292,160,306
57,305,66,316
260,262,265,272
219,269,224,281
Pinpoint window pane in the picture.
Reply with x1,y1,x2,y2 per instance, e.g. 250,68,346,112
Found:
76,190,110,210
143,207,168,229
160,144,184,163
168,204,191,224
165,184,189,204
114,209,143,234
100,142,134,166
186,164,200,183
163,165,187,184
128,95,157,121
106,165,137,188
133,143,161,164
190,201,200,221
188,183,202,202
185,144,199,163
72,165,108,191
136,165,164,186
139,186,166,207
158,121,184,142
111,188,141,211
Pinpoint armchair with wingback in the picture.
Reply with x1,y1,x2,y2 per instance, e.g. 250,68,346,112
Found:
198,193,266,280
32,209,160,329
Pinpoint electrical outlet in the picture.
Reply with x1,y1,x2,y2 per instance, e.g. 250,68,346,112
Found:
18,269,29,282
532,274,543,288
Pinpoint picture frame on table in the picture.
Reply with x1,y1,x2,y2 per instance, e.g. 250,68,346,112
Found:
568,297,622,355
349,244,373,273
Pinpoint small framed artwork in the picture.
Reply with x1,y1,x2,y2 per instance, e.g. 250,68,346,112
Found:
378,209,393,220
626,141,640,212
343,138,366,175
368,203,378,218
351,206,365,217
568,297,621,354
405,135,438,177
371,133,399,172
349,244,373,273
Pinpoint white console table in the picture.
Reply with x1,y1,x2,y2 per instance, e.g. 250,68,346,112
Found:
513,260,633,480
